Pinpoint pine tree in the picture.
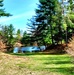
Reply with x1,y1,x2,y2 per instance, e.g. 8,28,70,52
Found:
16,29,22,42
0,0,11,17
28,0,74,45
28,0,61,45
65,0,74,42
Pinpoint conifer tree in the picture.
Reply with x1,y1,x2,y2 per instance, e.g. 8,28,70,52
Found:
0,0,11,17
28,0,60,45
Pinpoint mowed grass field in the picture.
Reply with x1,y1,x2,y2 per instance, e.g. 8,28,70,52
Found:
0,52,74,75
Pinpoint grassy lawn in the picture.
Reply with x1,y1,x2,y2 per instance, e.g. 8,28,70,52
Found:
0,52,74,75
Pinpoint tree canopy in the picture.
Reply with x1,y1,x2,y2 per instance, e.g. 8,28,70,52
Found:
28,0,74,45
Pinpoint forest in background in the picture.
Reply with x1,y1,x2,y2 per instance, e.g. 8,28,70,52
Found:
0,0,74,55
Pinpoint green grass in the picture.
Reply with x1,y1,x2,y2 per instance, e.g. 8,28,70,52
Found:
0,52,74,75
11,52,74,75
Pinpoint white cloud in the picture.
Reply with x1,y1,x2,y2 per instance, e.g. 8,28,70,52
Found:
0,11,35,23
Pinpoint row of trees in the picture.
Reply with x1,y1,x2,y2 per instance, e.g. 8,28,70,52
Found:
1,0,74,50
0,24,21,47
0,0,30,50
27,0,74,46
0,0,31,48
0,24,31,50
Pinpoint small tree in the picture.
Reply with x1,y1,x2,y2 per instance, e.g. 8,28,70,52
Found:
21,31,31,46
1,24,15,48
16,29,22,42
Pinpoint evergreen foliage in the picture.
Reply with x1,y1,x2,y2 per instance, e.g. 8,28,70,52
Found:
27,0,74,45
0,0,11,17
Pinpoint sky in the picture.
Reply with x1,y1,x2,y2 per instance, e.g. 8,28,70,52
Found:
0,0,39,32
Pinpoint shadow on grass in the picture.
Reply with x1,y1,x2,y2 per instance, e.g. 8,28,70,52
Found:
45,67,74,75
8,52,66,56
7,52,74,75
44,60,72,64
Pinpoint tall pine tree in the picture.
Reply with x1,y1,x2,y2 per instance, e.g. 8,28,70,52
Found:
28,0,61,45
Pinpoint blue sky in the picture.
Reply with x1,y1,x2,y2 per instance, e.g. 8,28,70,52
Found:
0,0,39,32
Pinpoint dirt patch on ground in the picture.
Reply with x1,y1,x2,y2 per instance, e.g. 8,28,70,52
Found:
44,44,66,54
65,36,74,56
43,42,74,56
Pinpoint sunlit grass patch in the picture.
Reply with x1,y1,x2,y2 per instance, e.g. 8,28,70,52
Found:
12,53,74,75
0,52,74,75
